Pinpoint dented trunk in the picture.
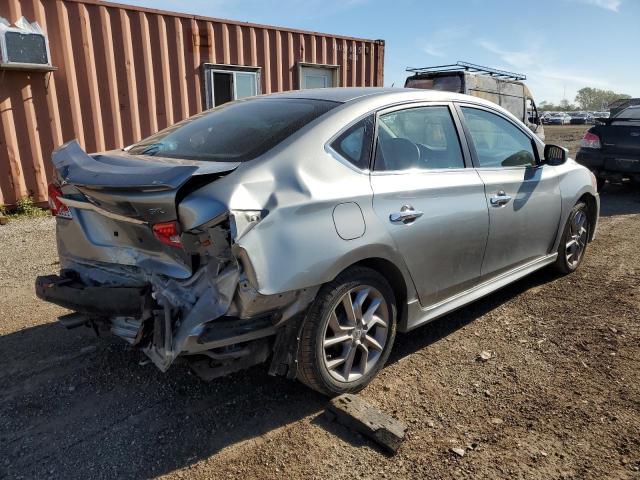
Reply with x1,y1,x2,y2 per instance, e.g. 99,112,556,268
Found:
52,140,238,278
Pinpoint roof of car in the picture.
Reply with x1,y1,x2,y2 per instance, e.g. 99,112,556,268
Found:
265,87,472,104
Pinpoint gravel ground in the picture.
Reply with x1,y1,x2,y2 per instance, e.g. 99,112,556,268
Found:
1,126,639,479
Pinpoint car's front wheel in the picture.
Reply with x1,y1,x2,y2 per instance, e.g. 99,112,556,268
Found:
554,201,590,274
296,267,397,396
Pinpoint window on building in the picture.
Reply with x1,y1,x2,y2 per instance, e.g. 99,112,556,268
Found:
299,63,339,89
204,65,261,108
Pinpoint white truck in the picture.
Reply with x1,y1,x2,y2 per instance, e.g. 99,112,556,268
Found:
405,61,545,140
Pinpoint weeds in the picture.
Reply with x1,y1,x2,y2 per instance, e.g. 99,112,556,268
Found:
8,197,50,219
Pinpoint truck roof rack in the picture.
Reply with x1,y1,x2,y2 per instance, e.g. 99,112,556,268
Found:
406,61,526,81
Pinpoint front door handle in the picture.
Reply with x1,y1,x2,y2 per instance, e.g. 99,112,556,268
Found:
490,191,512,207
389,205,424,224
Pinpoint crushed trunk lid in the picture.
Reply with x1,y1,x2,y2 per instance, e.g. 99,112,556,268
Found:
52,140,240,224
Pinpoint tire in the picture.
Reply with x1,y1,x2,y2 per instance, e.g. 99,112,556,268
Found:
554,201,590,275
296,266,397,396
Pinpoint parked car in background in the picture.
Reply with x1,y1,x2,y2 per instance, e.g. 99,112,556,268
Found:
544,112,571,125
36,88,599,396
569,112,590,125
576,105,640,190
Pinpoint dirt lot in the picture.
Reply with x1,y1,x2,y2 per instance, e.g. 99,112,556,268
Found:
1,126,639,480
544,125,590,159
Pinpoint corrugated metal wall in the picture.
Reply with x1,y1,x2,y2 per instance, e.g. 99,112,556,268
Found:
0,0,385,207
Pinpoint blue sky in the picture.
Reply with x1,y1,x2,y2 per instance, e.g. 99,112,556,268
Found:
125,0,639,104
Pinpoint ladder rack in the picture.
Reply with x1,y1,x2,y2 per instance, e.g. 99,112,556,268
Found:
406,61,526,81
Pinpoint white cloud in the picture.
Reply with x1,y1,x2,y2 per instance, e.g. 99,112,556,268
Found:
477,40,539,70
568,0,621,11
422,44,446,58
420,27,468,59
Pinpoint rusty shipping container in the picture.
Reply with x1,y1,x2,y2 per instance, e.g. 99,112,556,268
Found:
0,0,385,207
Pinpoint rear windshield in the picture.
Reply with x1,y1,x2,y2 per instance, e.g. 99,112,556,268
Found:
614,107,640,119
127,97,339,161
405,74,463,93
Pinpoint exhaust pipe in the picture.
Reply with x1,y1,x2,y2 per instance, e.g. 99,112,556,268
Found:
58,312,88,329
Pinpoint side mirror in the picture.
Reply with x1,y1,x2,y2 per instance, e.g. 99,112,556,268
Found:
544,144,568,166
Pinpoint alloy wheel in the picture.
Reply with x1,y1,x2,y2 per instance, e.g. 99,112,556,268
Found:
321,286,389,382
566,209,588,268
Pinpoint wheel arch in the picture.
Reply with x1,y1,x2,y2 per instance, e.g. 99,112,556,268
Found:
338,257,410,328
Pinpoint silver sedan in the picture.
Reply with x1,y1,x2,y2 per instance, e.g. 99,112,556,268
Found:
37,88,599,395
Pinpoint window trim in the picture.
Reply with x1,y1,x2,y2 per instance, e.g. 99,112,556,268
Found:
371,102,473,175
454,102,541,170
202,63,262,109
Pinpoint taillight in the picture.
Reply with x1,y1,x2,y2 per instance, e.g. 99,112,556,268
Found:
47,183,72,219
152,221,182,248
580,131,601,149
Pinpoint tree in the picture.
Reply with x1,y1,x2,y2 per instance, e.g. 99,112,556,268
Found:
539,100,576,112
575,87,631,111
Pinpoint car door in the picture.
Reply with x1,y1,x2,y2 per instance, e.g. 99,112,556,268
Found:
456,104,562,278
370,103,489,307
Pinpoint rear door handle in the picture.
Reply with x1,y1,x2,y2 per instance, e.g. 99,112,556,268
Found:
389,205,424,224
490,191,512,207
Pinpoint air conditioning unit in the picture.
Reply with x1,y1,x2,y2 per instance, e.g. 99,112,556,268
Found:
0,16,52,70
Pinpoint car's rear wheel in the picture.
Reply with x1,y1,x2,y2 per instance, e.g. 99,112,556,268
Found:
554,201,590,274
297,267,396,396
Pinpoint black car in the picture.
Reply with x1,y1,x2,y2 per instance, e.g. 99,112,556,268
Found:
576,105,640,190
569,112,589,125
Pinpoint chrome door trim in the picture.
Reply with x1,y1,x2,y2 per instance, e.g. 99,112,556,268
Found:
489,191,513,206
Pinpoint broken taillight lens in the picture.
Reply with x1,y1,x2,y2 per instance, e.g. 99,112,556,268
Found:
47,183,72,219
152,221,183,248
580,132,601,149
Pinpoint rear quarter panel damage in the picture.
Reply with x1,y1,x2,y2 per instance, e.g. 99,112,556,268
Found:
178,114,417,301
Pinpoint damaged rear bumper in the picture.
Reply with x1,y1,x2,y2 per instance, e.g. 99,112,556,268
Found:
35,274,145,316
35,268,315,380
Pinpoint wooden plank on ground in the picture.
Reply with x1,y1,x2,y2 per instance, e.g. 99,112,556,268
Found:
325,393,407,454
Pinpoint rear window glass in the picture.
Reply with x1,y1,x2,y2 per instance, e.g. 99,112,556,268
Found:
330,115,375,170
615,107,640,119
405,75,463,93
127,98,339,161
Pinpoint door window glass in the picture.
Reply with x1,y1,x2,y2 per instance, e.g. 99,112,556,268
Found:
374,106,465,171
331,115,375,169
461,107,536,168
